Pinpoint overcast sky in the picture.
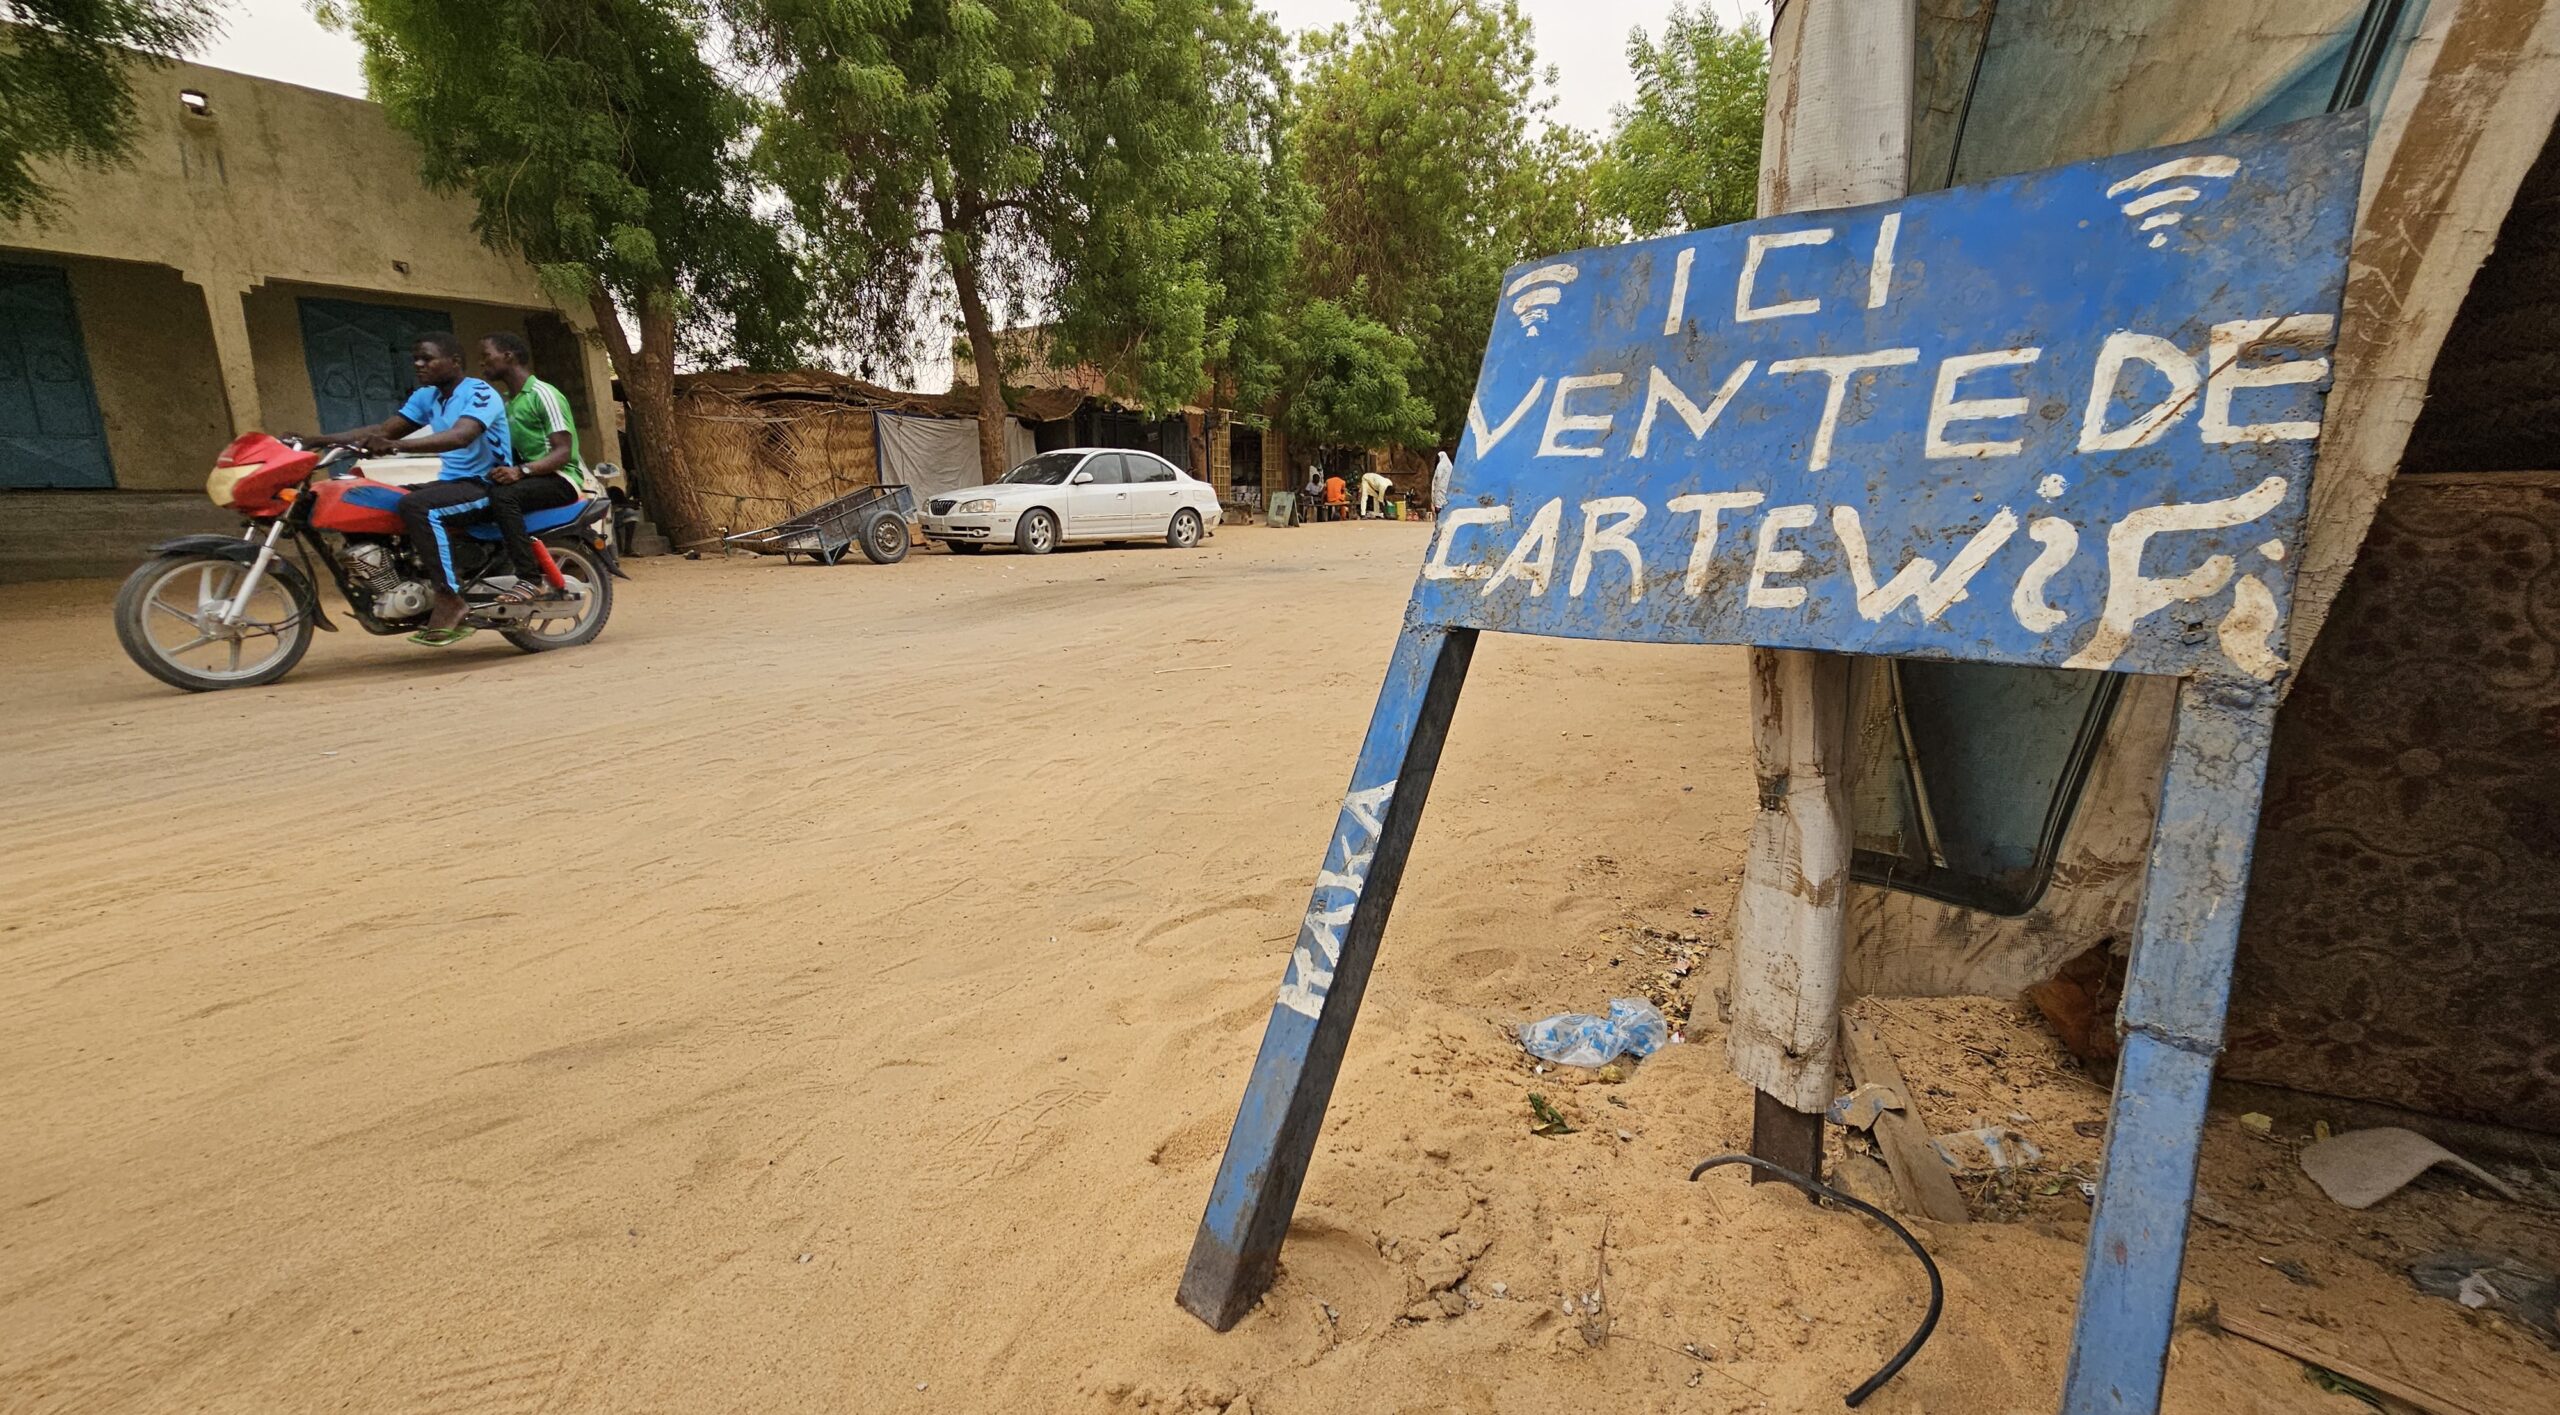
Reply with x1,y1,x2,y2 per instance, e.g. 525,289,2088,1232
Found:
200,0,1761,138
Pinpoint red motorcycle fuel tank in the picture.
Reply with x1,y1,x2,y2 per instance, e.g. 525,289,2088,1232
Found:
306,477,412,535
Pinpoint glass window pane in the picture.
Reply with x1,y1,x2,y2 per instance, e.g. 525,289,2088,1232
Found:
1849,660,2121,915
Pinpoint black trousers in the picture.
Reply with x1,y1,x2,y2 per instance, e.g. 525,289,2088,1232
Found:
400,475,579,588
488,474,579,579
399,478,495,592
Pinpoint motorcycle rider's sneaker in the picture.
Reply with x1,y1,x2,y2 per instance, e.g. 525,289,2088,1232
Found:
407,626,477,647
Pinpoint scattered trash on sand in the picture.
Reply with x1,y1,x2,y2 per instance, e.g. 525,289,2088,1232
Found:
1839,1015,1969,1224
2299,1127,2524,1209
1931,1126,2042,1176
1825,1081,1904,1130
1526,1092,1574,1137
2409,1252,2560,1346
1518,997,1668,1068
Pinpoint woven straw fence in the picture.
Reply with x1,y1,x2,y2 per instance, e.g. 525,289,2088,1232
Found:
663,389,880,545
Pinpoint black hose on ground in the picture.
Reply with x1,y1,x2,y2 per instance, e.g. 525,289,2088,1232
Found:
1687,1152,1946,1408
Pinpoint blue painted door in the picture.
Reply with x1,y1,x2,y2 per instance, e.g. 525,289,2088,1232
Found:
0,264,114,489
298,298,446,433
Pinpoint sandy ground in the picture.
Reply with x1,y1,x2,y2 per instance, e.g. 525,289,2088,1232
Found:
4,520,2553,1414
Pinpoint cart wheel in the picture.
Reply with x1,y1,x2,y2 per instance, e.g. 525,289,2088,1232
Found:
860,513,911,564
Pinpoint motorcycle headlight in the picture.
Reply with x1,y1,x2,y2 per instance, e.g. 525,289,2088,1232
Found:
207,463,250,509
956,498,1000,515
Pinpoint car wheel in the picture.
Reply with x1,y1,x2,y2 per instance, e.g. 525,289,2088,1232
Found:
1016,509,1059,555
1167,508,1203,549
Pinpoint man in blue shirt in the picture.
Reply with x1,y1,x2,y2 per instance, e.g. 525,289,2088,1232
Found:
305,331,516,644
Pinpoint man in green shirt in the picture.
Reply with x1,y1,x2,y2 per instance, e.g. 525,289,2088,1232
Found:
475,332,587,600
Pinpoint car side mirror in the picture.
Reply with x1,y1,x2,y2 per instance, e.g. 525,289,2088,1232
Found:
1070,471,1094,485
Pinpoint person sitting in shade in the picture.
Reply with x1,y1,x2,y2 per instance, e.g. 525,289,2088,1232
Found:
1322,472,1349,521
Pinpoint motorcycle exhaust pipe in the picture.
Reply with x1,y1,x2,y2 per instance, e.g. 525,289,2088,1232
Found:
530,539,569,591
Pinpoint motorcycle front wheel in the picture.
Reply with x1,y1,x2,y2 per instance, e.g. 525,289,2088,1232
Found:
502,540,614,653
115,554,314,692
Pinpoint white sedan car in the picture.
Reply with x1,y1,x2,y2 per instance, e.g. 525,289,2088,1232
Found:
918,447,1221,555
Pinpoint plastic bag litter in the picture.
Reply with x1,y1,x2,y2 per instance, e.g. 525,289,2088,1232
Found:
2410,1252,2560,1342
1519,998,1669,1068
1931,1126,2043,1175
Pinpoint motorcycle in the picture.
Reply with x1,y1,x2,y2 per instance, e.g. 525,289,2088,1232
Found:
114,433,622,692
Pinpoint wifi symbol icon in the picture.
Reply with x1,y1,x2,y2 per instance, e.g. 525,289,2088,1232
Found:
1505,262,1579,336
2106,155,2241,249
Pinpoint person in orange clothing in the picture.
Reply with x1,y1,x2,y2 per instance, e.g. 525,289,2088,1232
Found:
1322,472,1349,521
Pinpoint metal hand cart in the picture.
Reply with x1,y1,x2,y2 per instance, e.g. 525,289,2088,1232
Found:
722,483,915,565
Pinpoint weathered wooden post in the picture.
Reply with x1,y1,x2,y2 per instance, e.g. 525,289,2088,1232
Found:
1728,0,1914,1182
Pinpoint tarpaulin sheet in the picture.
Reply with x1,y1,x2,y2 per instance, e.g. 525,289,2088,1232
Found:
875,411,1037,508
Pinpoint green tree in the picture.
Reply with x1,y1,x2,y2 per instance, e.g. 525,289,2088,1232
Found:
0,0,218,222
1276,297,1433,451
1192,0,1304,415
326,0,806,534
1290,0,1556,446
1507,124,1621,262
1593,3,1767,238
737,0,1270,481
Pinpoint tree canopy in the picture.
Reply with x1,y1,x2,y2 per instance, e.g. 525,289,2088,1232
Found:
1592,3,1769,238
0,0,218,223
1290,0,1552,447
733,0,1280,476
301,0,1772,481
1278,297,1435,451
326,0,806,531
1191,0,1304,415
327,0,802,365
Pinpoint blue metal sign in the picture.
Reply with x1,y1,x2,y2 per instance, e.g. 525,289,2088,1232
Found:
1180,112,2365,1415
1419,115,2360,681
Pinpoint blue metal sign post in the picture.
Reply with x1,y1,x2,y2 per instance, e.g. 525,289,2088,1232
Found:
1177,113,2364,1415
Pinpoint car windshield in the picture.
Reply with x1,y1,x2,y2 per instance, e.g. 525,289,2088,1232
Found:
999,453,1083,486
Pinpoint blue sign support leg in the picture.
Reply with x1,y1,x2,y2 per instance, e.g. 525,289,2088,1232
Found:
1177,622,1478,1331
2061,676,2280,1415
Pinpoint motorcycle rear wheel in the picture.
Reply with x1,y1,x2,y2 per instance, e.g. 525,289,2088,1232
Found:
115,554,313,692
502,540,614,653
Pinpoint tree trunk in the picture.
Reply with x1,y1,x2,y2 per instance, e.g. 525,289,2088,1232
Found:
592,284,700,543
948,249,1011,484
